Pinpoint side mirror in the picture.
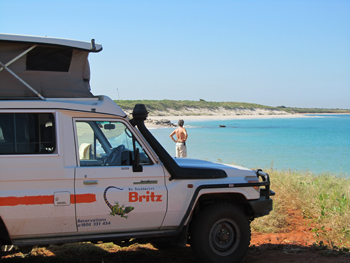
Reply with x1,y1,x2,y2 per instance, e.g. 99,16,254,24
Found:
133,148,143,172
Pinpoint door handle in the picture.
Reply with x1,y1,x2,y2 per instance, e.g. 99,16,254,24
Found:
83,180,98,185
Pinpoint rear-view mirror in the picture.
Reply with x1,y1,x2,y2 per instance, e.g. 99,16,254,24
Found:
104,124,115,130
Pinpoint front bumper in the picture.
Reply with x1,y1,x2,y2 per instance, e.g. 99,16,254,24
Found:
248,169,275,218
248,196,273,218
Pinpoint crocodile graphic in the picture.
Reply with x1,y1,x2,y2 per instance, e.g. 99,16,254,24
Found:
103,186,134,219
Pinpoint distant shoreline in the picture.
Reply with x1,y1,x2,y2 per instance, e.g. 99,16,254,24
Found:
121,101,350,128
144,112,309,128
130,109,350,128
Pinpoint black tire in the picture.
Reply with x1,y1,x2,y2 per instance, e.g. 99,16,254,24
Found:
191,203,250,263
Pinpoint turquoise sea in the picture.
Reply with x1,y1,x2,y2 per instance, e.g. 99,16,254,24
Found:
150,114,350,177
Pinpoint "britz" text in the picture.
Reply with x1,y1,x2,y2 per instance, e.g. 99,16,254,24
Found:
129,191,162,202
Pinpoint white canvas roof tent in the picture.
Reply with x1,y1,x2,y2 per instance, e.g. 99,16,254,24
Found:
0,34,102,100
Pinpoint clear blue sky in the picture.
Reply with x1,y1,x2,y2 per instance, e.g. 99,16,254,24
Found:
1,0,349,108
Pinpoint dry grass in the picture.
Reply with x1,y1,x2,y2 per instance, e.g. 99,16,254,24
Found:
4,242,195,263
251,168,350,248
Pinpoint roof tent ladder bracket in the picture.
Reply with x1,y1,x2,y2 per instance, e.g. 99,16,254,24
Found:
0,45,45,100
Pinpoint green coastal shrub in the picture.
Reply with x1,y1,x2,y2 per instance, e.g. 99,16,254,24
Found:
114,100,350,114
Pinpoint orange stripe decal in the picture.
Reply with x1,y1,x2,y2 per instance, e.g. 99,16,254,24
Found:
0,195,54,206
72,194,97,204
0,194,96,206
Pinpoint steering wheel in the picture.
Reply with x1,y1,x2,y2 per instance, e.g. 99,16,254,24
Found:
104,145,125,166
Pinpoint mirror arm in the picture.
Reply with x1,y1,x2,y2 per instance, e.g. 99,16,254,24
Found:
133,148,143,172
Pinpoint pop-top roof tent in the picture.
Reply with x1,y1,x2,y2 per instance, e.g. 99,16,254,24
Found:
0,34,102,99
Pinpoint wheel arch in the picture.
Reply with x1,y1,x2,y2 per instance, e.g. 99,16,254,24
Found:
173,188,256,247
191,192,254,220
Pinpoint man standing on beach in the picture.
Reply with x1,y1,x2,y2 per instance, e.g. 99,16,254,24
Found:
170,119,188,158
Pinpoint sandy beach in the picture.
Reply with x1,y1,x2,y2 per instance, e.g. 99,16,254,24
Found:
149,113,307,121
141,108,308,128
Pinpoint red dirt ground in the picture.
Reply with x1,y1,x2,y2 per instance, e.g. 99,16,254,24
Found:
251,208,317,247
243,208,349,263
2,207,349,262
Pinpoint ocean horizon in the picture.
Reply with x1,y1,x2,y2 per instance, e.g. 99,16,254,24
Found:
150,114,350,177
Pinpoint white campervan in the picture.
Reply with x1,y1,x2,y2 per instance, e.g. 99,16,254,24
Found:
0,34,273,263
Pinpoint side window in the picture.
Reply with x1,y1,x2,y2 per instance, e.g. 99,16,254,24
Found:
0,113,56,154
26,47,73,72
76,120,152,167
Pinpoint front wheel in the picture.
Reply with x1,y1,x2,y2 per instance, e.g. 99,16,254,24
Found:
191,203,250,263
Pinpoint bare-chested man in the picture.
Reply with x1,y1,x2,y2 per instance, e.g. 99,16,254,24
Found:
169,119,188,158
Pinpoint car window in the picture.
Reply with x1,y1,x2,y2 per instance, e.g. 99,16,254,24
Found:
0,113,56,154
76,120,152,167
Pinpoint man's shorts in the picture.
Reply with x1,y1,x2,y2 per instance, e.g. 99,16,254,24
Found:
176,142,187,158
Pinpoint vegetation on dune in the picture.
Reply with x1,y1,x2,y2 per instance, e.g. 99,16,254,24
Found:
114,99,274,111
278,106,350,114
114,99,350,114
251,168,350,249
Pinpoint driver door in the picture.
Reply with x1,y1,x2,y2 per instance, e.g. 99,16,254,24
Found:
74,119,167,233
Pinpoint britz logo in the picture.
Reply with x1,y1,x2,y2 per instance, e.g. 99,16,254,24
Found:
129,191,162,202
